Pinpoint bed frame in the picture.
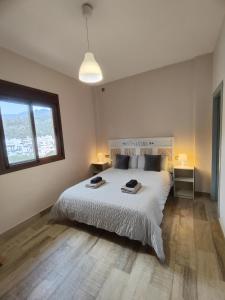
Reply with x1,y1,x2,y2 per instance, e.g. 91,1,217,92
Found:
108,137,174,170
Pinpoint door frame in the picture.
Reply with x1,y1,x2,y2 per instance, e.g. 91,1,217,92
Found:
211,81,223,216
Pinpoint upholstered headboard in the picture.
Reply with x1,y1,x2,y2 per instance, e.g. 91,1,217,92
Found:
108,137,174,170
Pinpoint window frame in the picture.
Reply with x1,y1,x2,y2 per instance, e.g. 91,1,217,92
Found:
0,79,65,175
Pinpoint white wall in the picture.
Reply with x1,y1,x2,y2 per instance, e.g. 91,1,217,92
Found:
193,55,213,193
213,18,225,235
0,47,96,234
94,54,212,192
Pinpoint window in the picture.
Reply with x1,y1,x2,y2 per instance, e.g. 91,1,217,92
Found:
0,79,65,175
33,106,57,158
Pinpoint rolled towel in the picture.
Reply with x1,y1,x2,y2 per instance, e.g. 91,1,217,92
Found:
86,180,106,189
121,182,142,194
90,176,102,184
126,179,138,188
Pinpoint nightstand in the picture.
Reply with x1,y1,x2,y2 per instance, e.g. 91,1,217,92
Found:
91,162,109,176
173,166,195,199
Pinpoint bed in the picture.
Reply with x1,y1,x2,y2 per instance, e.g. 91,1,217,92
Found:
50,137,174,261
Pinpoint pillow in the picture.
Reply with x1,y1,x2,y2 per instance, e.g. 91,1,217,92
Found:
129,155,138,169
144,154,161,172
112,156,116,167
161,155,168,171
137,155,145,169
115,154,130,169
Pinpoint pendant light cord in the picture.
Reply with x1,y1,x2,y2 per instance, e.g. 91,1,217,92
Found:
85,15,90,51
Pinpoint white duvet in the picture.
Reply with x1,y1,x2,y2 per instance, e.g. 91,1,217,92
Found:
50,168,172,261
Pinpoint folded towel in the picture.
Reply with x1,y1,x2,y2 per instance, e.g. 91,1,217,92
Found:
90,176,102,184
121,182,142,194
86,180,106,189
123,181,140,191
126,179,138,188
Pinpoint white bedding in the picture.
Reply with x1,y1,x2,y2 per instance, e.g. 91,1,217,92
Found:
50,168,172,261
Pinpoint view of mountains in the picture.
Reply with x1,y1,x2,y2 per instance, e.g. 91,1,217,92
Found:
2,108,55,139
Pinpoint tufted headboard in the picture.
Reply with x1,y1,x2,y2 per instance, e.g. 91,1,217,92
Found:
108,137,174,170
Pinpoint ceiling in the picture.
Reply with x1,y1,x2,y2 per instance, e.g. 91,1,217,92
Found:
0,0,225,84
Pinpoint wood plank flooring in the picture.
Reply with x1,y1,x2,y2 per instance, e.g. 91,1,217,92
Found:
0,194,225,300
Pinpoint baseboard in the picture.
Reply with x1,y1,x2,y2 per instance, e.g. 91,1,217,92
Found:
0,205,52,241
219,218,225,238
194,191,211,198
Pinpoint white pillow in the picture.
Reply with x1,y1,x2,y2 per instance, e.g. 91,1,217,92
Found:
129,155,138,169
161,155,169,171
137,155,145,169
112,156,116,167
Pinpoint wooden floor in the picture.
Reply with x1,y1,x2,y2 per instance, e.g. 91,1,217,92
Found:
0,194,225,300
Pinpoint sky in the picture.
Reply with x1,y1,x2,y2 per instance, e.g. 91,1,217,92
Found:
0,101,50,115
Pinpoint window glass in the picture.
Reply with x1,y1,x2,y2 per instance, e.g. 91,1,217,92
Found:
0,79,65,175
0,101,36,164
33,105,57,158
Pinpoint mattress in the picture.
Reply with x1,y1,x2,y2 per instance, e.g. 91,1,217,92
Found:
50,168,172,261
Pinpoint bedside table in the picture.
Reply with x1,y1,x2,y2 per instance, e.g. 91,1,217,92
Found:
173,166,195,199
91,162,110,176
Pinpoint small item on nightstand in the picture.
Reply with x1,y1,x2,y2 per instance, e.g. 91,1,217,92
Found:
177,153,188,167
97,152,104,163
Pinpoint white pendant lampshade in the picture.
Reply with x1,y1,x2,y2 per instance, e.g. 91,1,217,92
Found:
79,52,103,83
78,3,103,84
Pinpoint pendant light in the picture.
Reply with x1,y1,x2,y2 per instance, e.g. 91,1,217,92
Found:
79,3,103,84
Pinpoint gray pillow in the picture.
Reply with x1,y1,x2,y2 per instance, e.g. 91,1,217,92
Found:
144,154,161,172
115,154,130,169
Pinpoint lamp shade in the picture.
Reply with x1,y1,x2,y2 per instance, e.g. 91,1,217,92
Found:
79,52,103,83
178,153,188,166
97,152,104,163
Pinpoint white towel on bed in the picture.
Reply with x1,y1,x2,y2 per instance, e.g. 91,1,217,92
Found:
121,182,142,194
85,180,106,189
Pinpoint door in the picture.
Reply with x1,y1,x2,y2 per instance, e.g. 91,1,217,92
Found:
211,82,223,209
